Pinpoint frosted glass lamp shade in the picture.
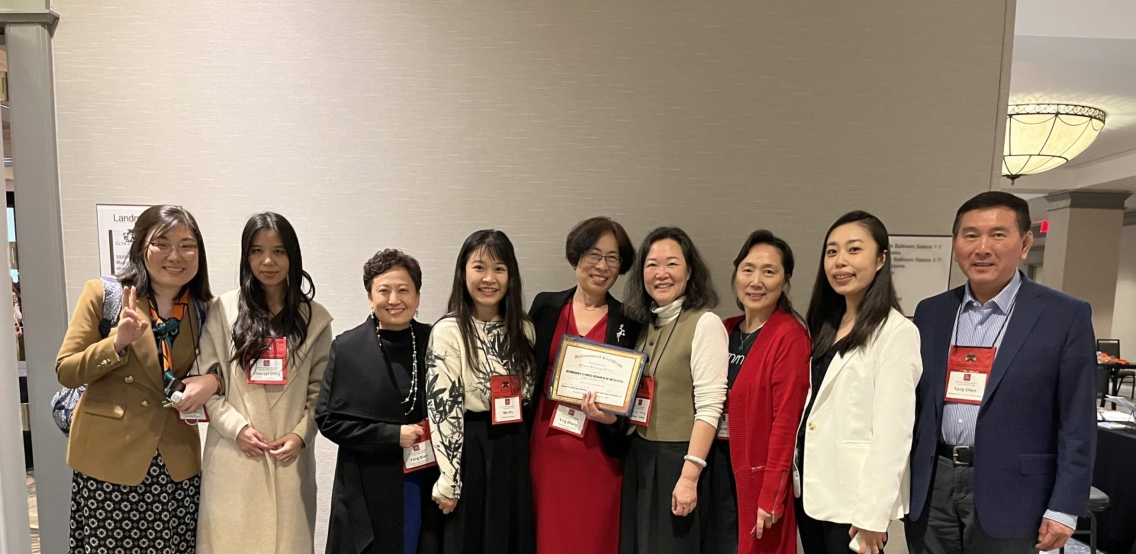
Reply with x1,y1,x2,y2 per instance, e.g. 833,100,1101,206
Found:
1002,104,1106,178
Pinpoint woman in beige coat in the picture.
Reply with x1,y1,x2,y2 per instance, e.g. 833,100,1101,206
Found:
196,213,333,553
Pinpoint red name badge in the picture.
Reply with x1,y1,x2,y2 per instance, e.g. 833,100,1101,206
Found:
549,402,587,438
629,377,655,427
403,419,438,473
491,375,523,425
944,345,995,405
716,399,729,440
248,337,288,385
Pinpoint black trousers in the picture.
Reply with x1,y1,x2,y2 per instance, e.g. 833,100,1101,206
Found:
904,454,1036,554
796,496,886,554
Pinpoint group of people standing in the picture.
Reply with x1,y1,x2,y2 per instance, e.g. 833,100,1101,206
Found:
56,190,1096,554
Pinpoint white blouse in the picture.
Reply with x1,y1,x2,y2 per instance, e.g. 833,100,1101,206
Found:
425,316,536,501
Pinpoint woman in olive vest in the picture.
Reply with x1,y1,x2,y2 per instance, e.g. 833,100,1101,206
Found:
619,226,728,554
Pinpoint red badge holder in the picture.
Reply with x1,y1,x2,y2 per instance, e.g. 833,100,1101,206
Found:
248,337,288,385
629,377,655,427
491,375,523,425
944,345,995,405
403,419,438,473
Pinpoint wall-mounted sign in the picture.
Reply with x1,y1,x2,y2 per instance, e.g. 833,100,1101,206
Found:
97,205,149,276
888,235,954,317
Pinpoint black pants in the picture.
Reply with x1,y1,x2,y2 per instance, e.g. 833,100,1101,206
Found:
796,497,885,554
905,454,1036,554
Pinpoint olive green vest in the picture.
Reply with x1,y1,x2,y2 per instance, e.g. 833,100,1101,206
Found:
635,308,705,442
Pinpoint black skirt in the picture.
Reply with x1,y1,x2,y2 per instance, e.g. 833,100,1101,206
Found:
619,435,710,554
701,440,739,554
443,410,534,554
69,452,200,554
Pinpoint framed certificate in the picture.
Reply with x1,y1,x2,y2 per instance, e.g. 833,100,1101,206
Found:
549,336,648,416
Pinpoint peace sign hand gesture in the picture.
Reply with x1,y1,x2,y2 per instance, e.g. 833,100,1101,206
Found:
113,286,149,353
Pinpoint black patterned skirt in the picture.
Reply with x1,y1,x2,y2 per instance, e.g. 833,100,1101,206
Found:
69,452,201,554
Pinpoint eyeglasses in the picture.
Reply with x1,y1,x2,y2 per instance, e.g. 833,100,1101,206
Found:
583,251,620,267
149,241,199,258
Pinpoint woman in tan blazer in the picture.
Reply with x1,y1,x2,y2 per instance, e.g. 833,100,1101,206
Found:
56,205,218,554
195,212,333,554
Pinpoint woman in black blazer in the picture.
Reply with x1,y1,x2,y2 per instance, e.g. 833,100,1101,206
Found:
316,250,441,554
529,217,640,554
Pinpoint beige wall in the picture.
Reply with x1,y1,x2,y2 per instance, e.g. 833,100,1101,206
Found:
49,1,1015,549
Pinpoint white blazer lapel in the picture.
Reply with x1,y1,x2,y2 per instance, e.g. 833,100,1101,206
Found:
813,348,855,406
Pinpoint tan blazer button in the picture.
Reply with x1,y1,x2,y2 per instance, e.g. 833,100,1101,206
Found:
808,423,816,431
141,400,149,408
125,376,134,384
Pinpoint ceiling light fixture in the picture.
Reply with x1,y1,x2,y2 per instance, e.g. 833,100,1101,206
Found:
1002,103,1107,184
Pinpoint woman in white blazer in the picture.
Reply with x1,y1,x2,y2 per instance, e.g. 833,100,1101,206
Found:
797,211,922,554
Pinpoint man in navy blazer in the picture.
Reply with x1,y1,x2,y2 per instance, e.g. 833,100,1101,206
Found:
906,192,1097,554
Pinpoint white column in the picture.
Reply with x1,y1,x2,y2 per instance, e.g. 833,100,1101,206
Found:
4,7,68,553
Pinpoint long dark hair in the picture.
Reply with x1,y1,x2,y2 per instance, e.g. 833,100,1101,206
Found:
231,212,315,367
806,211,900,357
731,229,799,318
117,205,213,302
445,230,535,380
624,226,718,323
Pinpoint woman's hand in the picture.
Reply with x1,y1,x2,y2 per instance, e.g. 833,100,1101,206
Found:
400,424,425,448
236,425,272,457
113,286,148,353
580,392,616,424
671,475,698,517
433,494,458,515
849,526,887,554
172,375,216,413
751,508,780,539
268,433,304,464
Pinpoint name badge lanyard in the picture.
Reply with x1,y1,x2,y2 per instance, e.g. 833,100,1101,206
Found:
944,298,1016,405
630,307,681,427
949,297,1016,352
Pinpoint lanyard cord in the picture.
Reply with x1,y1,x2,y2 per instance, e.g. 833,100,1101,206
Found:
950,296,1017,349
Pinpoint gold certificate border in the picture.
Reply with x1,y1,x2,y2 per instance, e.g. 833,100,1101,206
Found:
549,336,648,415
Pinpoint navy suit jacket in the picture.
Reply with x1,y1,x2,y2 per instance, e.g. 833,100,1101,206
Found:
908,275,1097,539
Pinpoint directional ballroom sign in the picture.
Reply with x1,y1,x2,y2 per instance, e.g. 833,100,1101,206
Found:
888,235,953,317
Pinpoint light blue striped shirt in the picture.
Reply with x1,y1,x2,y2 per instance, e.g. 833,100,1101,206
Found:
941,271,1075,529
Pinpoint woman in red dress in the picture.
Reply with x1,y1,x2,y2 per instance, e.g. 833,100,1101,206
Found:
528,217,640,554
722,230,811,554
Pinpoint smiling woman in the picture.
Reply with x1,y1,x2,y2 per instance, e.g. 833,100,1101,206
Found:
317,249,442,554
424,229,537,554
619,226,728,554
798,211,922,554
55,205,215,554
528,216,639,554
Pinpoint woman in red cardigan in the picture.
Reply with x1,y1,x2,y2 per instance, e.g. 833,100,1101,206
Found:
720,230,811,554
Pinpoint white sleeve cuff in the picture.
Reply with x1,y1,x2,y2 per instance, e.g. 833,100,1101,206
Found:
1043,510,1077,530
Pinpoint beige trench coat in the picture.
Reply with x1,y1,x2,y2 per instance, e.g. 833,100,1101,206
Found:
195,290,333,554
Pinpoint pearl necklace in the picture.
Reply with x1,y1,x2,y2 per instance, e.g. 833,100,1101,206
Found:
376,317,419,416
